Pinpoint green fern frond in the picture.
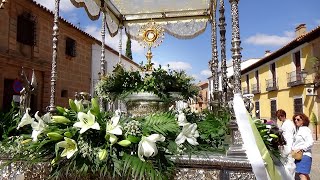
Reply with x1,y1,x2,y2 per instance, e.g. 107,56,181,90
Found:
122,153,165,180
142,113,179,135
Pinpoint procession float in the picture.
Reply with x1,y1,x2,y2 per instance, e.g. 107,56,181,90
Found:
0,0,288,179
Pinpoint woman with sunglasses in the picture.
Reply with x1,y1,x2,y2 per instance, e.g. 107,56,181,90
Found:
292,113,314,180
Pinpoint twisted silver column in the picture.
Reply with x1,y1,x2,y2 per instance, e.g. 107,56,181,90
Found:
219,0,228,107
49,0,60,113
227,0,246,158
99,10,107,111
229,0,242,94
209,2,219,93
100,11,106,76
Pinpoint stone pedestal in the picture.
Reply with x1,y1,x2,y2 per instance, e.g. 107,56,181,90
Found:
174,154,255,180
1,155,256,180
226,119,247,157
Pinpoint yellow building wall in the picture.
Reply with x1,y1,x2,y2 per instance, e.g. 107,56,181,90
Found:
243,40,319,123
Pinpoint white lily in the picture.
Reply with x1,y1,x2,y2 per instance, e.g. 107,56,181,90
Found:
74,99,84,112
176,100,188,111
42,112,52,123
115,109,121,116
106,113,122,144
138,134,165,161
31,111,47,141
175,123,199,145
177,111,188,126
17,108,34,129
56,137,78,159
73,110,100,134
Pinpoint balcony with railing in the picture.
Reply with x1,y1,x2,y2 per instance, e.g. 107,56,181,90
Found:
251,83,260,94
287,70,305,87
242,86,249,94
265,78,278,91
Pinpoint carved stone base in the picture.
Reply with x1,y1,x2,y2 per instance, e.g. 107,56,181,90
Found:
174,155,255,180
1,154,256,180
226,120,247,158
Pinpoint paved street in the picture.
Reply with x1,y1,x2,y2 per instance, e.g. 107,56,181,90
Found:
310,138,320,180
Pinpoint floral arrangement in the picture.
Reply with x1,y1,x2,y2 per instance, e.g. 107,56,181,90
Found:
0,98,231,179
95,64,199,102
254,119,286,158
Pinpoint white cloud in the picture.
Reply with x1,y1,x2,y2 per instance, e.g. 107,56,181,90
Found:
83,25,144,58
245,32,295,46
33,0,75,12
163,61,192,71
66,13,80,25
191,74,200,82
200,70,211,76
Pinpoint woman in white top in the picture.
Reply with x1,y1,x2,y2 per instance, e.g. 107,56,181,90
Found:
276,109,297,179
292,113,314,180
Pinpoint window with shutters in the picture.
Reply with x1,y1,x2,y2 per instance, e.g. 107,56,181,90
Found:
294,98,303,114
17,13,36,46
65,37,77,57
270,99,277,120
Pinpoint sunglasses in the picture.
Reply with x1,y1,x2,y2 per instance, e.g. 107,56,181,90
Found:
294,118,302,121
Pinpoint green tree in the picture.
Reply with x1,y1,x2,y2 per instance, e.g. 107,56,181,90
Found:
125,35,132,60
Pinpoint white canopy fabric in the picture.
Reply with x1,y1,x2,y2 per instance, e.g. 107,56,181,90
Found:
70,0,215,39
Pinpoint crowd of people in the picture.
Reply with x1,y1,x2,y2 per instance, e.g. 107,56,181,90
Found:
275,109,314,180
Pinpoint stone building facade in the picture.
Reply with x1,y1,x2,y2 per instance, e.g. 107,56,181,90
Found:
0,0,138,113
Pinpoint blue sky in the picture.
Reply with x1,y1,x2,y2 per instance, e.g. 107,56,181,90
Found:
35,0,320,82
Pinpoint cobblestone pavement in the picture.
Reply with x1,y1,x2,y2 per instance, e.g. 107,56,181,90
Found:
310,138,320,180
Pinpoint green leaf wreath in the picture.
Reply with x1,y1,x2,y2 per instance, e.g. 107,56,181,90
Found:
95,64,199,102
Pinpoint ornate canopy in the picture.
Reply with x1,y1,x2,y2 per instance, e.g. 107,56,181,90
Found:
48,0,242,118
70,0,215,40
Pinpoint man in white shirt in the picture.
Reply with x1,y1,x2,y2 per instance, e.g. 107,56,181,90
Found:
276,109,297,179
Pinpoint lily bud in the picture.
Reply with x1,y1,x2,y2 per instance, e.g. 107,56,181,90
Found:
98,149,108,160
90,98,100,115
56,106,66,114
47,132,64,141
69,99,78,112
51,116,71,124
118,140,131,147
269,134,278,138
64,131,72,138
21,139,32,144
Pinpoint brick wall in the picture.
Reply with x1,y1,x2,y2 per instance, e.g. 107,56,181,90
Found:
0,0,94,112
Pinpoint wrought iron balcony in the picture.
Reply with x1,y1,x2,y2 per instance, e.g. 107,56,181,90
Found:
251,83,260,94
242,86,249,94
287,70,305,87
265,78,278,91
